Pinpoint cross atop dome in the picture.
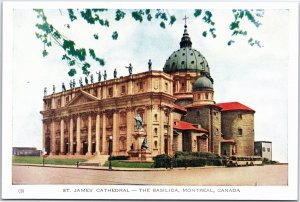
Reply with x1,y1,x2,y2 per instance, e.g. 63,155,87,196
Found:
183,15,189,27
180,15,192,48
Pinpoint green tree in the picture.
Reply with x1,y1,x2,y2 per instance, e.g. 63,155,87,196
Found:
34,9,264,76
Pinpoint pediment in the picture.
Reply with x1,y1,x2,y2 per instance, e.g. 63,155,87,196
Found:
67,90,99,107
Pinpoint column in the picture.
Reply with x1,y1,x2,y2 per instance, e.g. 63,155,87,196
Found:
42,121,46,153
128,79,133,95
60,118,65,154
159,108,165,154
76,115,81,155
146,106,152,151
50,119,56,155
126,107,132,152
69,116,74,154
187,80,191,92
176,80,180,92
102,112,107,154
169,111,174,155
95,113,101,155
112,110,118,155
87,114,92,155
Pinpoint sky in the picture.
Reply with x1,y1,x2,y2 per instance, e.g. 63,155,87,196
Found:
11,8,290,162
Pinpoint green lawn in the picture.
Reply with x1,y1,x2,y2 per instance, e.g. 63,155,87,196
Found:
103,160,154,168
12,156,86,165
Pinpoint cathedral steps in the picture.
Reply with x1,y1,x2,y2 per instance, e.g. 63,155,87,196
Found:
79,155,110,167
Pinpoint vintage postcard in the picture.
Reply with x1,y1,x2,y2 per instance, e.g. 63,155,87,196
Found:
2,1,299,200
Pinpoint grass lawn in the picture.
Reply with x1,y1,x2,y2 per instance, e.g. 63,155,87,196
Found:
103,160,154,168
12,156,86,165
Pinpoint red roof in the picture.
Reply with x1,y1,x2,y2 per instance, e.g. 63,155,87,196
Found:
221,139,235,143
173,119,208,133
173,104,187,112
217,102,255,112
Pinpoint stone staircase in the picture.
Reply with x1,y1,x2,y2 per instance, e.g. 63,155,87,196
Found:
79,155,110,167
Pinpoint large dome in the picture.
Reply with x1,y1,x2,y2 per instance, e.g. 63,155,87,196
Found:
163,25,210,74
193,75,213,91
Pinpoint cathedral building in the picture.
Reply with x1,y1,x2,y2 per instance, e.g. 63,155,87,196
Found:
41,23,255,160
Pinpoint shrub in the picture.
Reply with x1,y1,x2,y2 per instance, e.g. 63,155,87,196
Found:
110,156,129,160
153,152,226,168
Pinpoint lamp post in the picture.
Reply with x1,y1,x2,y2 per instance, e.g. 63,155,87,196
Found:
108,136,113,170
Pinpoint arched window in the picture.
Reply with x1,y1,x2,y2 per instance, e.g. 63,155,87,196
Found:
154,141,158,149
154,114,158,122
120,111,127,125
154,128,158,136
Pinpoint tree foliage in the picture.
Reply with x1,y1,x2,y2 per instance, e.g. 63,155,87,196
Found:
34,9,264,76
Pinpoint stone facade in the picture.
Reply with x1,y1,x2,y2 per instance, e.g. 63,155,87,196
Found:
221,111,255,156
41,71,176,159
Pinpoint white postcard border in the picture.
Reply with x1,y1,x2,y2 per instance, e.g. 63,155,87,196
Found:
2,1,299,200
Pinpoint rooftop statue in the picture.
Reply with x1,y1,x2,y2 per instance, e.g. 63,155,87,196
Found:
148,59,152,71
90,74,94,83
113,68,117,79
69,80,73,89
79,77,83,87
52,85,55,94
44,87,47,96
85,77,89,85
96,71,101,82
103,70,107,81
62,82,66,92
125,63,133,75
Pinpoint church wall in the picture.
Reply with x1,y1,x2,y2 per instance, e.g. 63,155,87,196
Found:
173,111,182,120
175,99,193,108
221,111,254,156
185,106,222,155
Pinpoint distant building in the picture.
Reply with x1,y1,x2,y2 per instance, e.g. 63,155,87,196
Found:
254,141,272,160
12,147,42,156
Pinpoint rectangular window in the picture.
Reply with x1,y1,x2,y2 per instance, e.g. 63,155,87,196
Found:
57,99,61,108
262,147,266,152
196,111,200,116
121,85,126,94
238,128,243,136
238,114,243,119
267,148,270,152
108,87,113,97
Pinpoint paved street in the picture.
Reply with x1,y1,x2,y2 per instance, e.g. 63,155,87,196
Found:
13,164,288,186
